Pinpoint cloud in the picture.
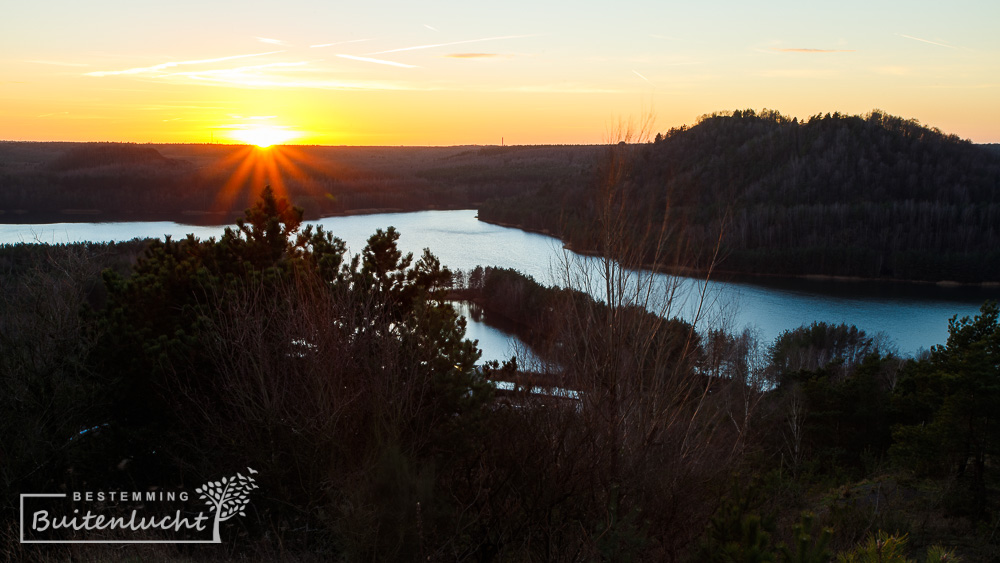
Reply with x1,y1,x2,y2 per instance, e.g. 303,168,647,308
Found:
759,69,839,78
256,37,288,45
772,48,855,53
443,53,507,59
336,54,418,68
169,61,415,90
424,24,439,32
85,51,284,77
138,104,231,111
369,34,536,55
632,70,652,84
500,84,623,94
170,61,309,81
85,50,422,91
896,33,958,49
25,60,89,67
925,82,1000,90
311,39,373,49
872,66,910,76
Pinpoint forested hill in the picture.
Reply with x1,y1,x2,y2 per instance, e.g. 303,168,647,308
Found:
479,110,1000,283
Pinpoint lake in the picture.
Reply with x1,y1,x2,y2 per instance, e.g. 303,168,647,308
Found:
3,209,997,359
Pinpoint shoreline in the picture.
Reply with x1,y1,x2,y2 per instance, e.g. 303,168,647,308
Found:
476,217,1000,289
2,208,998,289
0,205,479,228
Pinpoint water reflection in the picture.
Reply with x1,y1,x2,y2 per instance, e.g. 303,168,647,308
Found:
451,301,543,366
3,209,998,355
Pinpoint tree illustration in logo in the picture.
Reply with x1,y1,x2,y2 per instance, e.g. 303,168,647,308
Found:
195,468,259,542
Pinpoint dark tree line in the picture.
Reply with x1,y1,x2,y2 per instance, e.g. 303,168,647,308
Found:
457,266,698,383
480,109,1000,282
0,142,598,224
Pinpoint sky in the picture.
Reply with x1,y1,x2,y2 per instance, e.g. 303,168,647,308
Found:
2,0,999,146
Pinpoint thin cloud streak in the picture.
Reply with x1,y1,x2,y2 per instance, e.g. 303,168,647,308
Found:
88,57,421,91
85,51,284,77
773,48,855,53
872,66,911,76
165,62,312,87
500,84,622,94
172,61,309,79
26,60,90,67
632,70,652,84
444,53,506,59
138,104,230,110
172,68,414,90
897,34,958,49
759,69,839,78
256,37,288,45
369,34,536,55
310,39,374,48
337,54,418,68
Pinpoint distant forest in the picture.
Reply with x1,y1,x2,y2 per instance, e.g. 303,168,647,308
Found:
481,110,1000,283
0,142,598,224
3,109,999,283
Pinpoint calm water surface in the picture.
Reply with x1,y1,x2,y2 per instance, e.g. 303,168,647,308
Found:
3,209,997,357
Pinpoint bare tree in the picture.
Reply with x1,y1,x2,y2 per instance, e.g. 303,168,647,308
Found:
519,117,744,556
782,384,807,480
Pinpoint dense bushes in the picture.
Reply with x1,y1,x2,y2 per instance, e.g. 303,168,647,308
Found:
1,190,749,559
3,188,998,559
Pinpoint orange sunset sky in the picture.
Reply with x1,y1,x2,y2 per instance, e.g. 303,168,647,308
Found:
2,0,999,146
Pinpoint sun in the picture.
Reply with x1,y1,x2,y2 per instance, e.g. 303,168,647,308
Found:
230,126,299,148
203,140,341,219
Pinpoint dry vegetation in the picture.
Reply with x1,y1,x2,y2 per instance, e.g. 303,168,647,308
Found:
2,117,998,560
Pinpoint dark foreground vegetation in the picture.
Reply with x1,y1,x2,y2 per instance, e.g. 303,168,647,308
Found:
480,109,1000,283
2,180,998,561
459,265,1000,561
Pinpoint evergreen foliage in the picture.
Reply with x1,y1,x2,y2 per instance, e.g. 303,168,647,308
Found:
480,110,1000,282
81,186,492,549
3,187,995,559
891,301,1000,517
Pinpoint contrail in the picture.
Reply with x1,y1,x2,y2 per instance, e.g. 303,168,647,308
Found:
897,33,957,49
337,54,418,68
310,39,374,49
86,51,284,76
369,34,535,55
